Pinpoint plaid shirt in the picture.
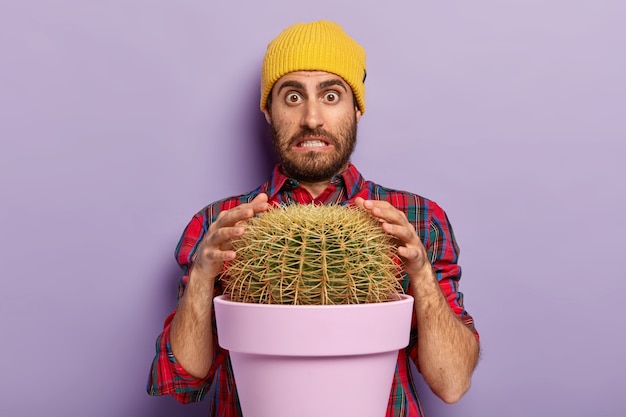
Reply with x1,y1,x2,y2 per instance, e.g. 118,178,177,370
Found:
148,163,479,416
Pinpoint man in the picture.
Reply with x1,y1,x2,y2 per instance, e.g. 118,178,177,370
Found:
148,20,480,416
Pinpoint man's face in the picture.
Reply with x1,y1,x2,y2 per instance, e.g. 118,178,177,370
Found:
264,71,362,183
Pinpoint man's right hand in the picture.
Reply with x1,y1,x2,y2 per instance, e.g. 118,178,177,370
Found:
170,193,270,379
191,193,270,280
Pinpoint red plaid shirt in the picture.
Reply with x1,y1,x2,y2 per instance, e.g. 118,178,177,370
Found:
148,163,479,416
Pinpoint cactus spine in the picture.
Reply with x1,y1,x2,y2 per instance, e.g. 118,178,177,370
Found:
223,204,404,305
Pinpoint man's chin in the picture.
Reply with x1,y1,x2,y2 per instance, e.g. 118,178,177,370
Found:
281,160,348,182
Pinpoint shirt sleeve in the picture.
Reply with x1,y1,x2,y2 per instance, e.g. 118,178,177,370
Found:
146,211,228,403
406,201,479,365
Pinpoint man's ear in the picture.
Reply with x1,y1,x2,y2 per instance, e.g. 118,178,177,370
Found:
263,109,272,124
355,108,362,123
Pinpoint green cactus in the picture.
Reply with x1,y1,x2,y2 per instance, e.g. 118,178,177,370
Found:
222,204,404,305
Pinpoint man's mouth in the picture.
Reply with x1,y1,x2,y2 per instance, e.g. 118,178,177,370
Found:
297,139,329,148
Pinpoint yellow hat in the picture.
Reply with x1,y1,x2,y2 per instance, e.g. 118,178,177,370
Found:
260,20,367,113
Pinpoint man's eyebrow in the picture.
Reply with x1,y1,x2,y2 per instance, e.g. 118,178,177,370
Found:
319,79,348,92
276,80,305,95
275,78,349,96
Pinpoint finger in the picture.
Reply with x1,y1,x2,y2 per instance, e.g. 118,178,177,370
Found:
381,222,421,248
397,244,420,261
397,245,432,275
356,199,395,222
214,205,256,229
204,246,237,262
367,203,410,227
250,193,270,214
357,200,427,268
201,193,269,254
195,223,245,267
191,245,236,277
205,222,245,249
251,192,269,205
218,193,270,226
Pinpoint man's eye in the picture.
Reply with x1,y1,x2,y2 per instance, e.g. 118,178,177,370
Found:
324,92,338,102
286,93,302,104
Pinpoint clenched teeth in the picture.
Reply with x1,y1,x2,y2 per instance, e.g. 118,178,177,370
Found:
299,140,327,147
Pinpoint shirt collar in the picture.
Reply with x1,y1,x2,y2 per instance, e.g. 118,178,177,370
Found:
261,163,366,200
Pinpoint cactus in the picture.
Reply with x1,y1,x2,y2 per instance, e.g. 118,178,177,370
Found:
222,204,404,305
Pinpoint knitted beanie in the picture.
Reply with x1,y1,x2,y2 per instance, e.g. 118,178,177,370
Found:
260,20,367,113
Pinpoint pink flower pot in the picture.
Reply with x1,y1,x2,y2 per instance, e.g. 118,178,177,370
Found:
213,294,414,417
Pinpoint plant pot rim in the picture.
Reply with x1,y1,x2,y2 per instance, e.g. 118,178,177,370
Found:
214,293,412,309
214,294,414,356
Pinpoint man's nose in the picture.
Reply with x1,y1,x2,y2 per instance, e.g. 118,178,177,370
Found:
301,101,324,129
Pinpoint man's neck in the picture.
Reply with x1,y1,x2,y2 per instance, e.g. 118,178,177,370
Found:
298,180,333,199
281,162,350,199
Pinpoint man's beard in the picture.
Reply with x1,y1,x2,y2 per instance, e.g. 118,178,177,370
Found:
270,116,358,183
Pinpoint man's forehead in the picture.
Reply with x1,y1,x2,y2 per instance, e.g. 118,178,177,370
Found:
275,71,348,89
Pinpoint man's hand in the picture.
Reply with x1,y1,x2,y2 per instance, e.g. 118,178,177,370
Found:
353,197,430,278
170,193,270,379
355,197,478,403
192,193,270,279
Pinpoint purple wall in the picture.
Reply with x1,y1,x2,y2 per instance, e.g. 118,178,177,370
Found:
1,1,624,416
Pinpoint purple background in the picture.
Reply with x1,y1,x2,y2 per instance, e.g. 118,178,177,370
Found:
1,1,624,416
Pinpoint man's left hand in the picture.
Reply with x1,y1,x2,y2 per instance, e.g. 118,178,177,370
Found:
353,197,431,278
